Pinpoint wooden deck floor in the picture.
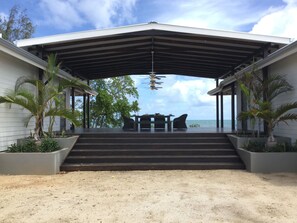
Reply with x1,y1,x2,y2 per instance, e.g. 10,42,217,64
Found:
68,127,235,135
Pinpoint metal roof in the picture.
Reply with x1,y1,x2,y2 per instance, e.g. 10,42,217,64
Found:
16,22,292,80
208,40,297,95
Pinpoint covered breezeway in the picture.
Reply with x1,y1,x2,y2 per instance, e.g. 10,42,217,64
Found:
16,22,291,131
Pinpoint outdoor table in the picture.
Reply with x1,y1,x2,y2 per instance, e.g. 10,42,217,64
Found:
132,114,174,131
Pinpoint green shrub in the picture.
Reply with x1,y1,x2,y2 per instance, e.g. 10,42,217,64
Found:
7,138,60,153
40,138,60,152
243,140,297,152
7,139,38,152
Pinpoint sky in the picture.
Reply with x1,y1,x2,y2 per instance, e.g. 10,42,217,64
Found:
1,0,297,120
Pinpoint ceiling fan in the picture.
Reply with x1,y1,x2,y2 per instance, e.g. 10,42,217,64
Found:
148,49,166,90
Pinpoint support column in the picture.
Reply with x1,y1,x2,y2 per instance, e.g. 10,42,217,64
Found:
71,87,75,130
220,91,224,128
231,83,235,130
87,80,90,128
216,79,219,128
83,93,86,128
262,67,268,135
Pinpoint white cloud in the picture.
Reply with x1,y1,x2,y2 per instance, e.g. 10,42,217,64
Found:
0,12,8,20
39,0,137,30
133,75,226,120
251,0,297,39
39,0,85,30
155,0,281,31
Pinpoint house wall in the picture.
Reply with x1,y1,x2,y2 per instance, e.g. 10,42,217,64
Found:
0,52,61,151
268,52,297,143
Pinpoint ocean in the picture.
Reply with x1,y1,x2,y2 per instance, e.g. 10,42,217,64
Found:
186,120,234,128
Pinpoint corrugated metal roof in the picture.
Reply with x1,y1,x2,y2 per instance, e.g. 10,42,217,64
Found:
16,22,292,80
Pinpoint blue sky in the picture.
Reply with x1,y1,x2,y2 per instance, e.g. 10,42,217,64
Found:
1,0,297,120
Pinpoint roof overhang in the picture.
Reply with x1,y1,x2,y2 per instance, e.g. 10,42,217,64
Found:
16,22,292,80
0,37,97,96
208,40,297,95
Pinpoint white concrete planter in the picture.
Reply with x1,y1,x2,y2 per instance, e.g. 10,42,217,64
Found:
228,134,297,173
0,136,78,175
237,148,297,173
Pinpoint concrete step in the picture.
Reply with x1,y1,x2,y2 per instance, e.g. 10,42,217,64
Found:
78,132,228,138
77,137,229,144
60,162,245,171
64,155,242,163
73,142,233,150
70,148,237,156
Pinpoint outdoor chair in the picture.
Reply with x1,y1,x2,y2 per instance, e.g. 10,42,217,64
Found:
173,114,188,129
122,116,135,130
140,115,151,130
154,115,165,129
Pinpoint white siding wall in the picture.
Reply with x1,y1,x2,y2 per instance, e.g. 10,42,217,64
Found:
269,52,297,142
0,52,37,151
0,52,61,151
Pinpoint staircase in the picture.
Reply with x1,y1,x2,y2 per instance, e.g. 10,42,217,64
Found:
60,132,245,171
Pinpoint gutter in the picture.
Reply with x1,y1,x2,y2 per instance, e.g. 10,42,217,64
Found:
208,40,297,95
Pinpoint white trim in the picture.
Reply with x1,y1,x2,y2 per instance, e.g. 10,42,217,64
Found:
208,40,297,95
16,23,292,47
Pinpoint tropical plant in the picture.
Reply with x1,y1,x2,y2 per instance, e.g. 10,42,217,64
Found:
0,54,92,140
237,66,260,136
238,72,297,147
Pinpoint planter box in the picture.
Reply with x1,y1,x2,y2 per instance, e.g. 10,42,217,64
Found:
237,148,297,173
228,134,297,173
227,134,291,149
0,136,78,175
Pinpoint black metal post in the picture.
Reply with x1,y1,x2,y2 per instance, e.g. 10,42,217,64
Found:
216,79,219,128
87,80,90,128
220,91,224,128
262,67,268,134
71,87,75,130
83,93,86,128
231,83,235,130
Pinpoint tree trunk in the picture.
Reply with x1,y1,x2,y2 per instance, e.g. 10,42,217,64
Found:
266,125,276,147
34,116,42,141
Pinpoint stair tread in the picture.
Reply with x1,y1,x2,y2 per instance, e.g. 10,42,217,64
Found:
75,142,231,145
62,162,244,167
78,137,227,139
71,148,235,151
66,155,239,159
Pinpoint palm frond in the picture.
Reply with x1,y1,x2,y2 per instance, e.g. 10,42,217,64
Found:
45,108,80,126
15,76,39,91
0,90,37,114
23,114,34,127
277,113,297,125
274,102,297,118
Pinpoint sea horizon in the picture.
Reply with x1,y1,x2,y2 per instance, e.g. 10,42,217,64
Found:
186,119,234,128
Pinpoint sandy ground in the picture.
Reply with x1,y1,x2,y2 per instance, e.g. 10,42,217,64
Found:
0,170,297,223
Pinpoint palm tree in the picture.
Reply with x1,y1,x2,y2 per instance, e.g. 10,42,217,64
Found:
238,72,297,146
0,54,92,140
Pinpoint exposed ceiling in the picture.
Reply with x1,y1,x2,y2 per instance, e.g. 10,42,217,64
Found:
17,23,290,80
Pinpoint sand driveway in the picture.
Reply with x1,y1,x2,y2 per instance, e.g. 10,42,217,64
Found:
0,170,297,223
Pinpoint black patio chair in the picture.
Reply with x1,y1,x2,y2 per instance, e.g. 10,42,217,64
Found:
122,116,135,130
140,115,151,130
173,114,188,129
154,115,165,129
